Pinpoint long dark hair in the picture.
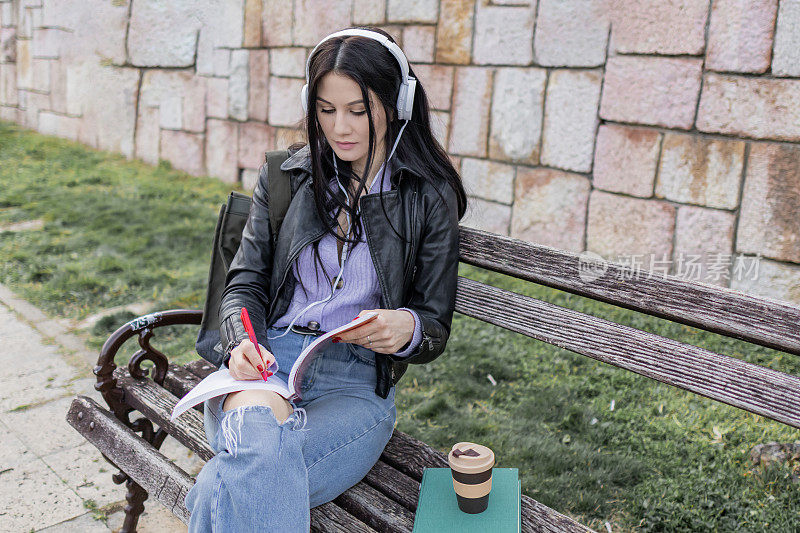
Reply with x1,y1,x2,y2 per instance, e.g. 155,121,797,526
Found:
290,26,467,293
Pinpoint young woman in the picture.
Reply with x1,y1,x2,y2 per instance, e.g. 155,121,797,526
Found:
185,27,467,531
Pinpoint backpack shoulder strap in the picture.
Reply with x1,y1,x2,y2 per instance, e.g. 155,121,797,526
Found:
195,148,293,366
264,149,292,239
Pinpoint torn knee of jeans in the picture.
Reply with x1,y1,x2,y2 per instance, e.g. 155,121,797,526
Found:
219,405,309,457
290,406,308,432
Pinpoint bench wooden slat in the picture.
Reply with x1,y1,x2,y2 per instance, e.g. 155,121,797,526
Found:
460,226,800,356
382,424,595,533
185,358,217,378
66,396,194,524
311,503,379,533
382,427,448,478
362,460,420,512
456,276,800,429
116,368,215,461
164,362,203,397
333,481,415,533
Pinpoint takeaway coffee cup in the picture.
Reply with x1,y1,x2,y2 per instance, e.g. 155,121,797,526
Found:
447,441,495,513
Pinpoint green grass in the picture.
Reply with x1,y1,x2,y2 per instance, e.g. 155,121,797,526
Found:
0,120,235,364
2,120,799,531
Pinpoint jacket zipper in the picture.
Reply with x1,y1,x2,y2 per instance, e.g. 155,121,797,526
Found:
266,229,326,321
402,188,418,287
421,330,435,352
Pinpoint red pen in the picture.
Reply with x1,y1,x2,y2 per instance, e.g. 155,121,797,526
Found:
240,307,272,381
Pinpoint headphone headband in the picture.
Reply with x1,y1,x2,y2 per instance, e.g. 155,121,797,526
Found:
301,28,416,121
304,29,411,82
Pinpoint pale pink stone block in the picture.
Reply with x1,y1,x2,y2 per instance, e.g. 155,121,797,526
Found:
462,197,511,236
31,28,61,59
600,56,702,129
586,190,676,270
460,157,516,204
161,129,206,176
697,73,800,142
293,0,351,47
206,77,228,119
534,0,609,67
402,25,435,63
673,205,736,286
706,0,778,74
448,67,492,157
773,0,800,77
352,0,386,25
473,3,535,65
268,77,305,128
0,27,16,62
205,119,239,183
387,0,438,23
655,133,745,210
38,111,80,141
541,68,602,173
731,257,800,306
238,121,274,169
0,63,18,106
248,49,269,121
48,60,67,114
609,0,709,55
593,124,661,198
412,64,454,111
182,75,207,133
511,168,591,252
261,0,293,47
737,142,800,263
134,105,160,165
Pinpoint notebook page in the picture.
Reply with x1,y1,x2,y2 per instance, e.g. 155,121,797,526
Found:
287,312,378,400
170,368,290,421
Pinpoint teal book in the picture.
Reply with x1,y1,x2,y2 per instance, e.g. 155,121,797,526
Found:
412,468,521,533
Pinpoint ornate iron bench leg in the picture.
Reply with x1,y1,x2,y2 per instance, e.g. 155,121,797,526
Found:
93,309,203,532
121,479,147,533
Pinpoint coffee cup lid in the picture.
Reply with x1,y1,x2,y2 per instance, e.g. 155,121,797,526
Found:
448,442,494,473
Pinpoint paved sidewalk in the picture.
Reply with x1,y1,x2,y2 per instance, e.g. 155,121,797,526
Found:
0,284,203,532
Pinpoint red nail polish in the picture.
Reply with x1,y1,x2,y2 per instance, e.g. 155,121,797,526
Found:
266,371,273,377
257,364,264,372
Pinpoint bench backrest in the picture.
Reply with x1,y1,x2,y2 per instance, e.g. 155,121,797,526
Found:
456,227,800,430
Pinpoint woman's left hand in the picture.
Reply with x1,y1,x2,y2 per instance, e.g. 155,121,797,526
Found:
334,309,414,354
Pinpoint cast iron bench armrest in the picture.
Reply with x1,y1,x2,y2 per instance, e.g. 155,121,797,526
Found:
93,309,202,424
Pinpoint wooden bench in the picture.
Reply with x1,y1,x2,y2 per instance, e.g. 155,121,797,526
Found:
67,226,800,532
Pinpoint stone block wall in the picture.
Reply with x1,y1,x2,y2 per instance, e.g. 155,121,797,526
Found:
1,0,799,304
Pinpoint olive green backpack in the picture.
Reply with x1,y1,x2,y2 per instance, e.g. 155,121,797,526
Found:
195,149,293,367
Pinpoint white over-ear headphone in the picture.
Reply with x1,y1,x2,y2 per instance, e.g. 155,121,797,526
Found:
300,28,417,122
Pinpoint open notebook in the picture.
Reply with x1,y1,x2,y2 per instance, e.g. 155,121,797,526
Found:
171,312,378,421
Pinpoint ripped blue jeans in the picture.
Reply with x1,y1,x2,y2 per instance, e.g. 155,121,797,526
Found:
184,326,397,532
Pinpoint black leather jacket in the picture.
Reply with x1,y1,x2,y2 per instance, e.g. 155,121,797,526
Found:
218,144,461,399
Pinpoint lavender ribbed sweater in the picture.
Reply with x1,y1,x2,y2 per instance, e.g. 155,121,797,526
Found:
272,160,422,357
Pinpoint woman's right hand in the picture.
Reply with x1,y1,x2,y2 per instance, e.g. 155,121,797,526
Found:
228,339,277,380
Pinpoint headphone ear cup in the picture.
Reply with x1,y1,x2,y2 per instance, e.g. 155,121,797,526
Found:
300,84,309,114
396,77,416,121
404,77,417,121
